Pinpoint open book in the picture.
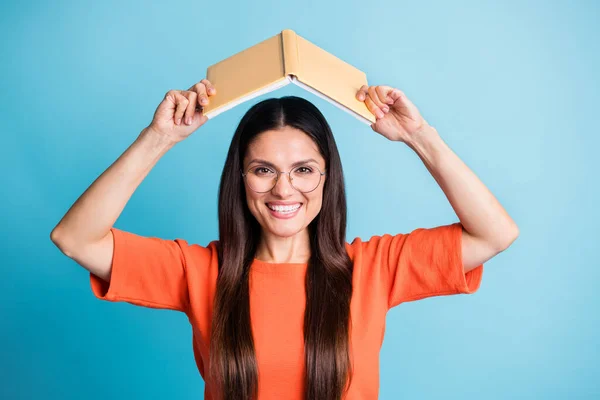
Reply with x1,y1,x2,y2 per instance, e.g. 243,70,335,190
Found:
202,29,376,125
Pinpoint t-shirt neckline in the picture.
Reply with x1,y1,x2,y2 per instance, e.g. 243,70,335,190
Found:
251,258,308,274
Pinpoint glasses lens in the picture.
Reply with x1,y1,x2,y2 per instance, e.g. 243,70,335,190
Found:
246,167,277,192
290,166,321,192
245,166,322,193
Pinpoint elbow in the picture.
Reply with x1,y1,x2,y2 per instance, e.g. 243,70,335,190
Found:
496,223,520,252
50,226,64,246
50,228,59,243
50,228,73,257
50,228,60,245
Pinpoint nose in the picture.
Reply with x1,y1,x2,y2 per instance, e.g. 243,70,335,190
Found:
271,171,295,196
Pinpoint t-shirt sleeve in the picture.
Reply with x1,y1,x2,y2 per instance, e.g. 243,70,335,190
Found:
89,227,192,312
362,222,484,309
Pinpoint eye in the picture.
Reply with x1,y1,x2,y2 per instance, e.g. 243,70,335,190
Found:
295,166,314,174
253,167,274,175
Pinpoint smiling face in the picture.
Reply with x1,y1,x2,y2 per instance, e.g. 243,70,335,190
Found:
242,126,327,239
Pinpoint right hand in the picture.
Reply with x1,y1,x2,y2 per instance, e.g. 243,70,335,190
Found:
146,79,217,144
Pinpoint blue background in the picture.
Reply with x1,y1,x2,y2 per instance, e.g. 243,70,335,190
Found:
2,0,598,398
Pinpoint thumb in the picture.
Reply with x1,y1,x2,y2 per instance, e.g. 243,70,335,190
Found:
153,92,178,121
190,109,209,129
387,89,404,105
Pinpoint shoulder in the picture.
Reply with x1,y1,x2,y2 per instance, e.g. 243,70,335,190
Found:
174,238,220,272
345,231,408,259
345,233,387,265
345,223,463,262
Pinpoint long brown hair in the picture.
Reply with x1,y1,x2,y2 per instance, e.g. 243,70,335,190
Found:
209,96,354,400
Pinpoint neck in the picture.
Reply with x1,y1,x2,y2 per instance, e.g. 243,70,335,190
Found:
254,228,311,263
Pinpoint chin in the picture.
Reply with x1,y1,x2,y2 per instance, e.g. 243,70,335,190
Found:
265,222,305,238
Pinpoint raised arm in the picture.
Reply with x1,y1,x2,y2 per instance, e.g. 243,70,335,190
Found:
50,79,217,281
403,125,519,272
356,84,519,273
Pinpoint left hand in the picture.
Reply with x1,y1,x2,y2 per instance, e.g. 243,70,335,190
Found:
356,84,431,143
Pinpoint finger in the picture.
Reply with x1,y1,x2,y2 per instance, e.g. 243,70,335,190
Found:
356,84,369,101
182,91,198,125
164,90,179,112
365,94,384,119
376,85,396,105
388,88,405,103
173,92,189,125
368,86,388,113
201,79,217,96
190,82,209,107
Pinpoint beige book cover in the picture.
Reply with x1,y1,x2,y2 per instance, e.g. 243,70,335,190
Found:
202,29,376,125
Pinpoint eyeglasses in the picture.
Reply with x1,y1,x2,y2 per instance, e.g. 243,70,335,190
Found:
241,164,326,193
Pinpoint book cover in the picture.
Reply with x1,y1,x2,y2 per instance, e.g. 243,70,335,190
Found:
203,29,376,125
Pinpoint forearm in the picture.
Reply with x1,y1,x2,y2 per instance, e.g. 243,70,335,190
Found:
50,127,176,250
407,125,519,250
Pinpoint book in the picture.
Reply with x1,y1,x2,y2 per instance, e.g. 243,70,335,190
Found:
202,29,376,125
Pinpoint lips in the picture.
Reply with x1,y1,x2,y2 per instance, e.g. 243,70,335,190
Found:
265,202,302,219
266,203,302,211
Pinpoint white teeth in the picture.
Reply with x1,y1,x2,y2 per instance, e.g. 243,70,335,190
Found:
267,203,301,212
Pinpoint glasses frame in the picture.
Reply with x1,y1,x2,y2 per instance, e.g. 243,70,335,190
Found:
241,164,326,193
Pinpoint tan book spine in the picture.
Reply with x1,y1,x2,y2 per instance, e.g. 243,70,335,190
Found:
281,29,300,78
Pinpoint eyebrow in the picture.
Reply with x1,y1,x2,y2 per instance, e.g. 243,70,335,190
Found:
246,158,320,169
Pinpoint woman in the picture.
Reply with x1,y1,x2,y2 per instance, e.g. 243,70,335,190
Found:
50,79,519,400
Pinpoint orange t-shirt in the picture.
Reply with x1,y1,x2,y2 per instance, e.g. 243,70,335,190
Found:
90,222,483,399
